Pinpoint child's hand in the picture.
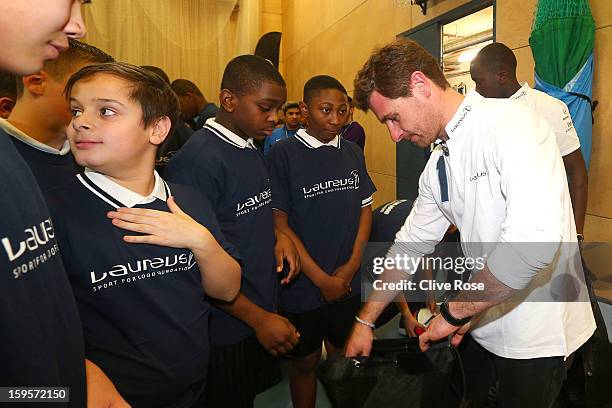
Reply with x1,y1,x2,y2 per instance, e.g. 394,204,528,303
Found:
86,359,132,408
253,312,300,356
107,196,213,251
333,262,358,285
320,275,351,302
402,311,426,338
274,230,300,285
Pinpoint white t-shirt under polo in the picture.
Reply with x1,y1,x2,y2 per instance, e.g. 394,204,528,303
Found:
390,91,595,359
511,83,580,157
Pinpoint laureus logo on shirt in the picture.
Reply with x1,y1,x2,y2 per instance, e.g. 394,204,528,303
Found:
302,170,360,199
450,105,472,133
90,252,197,292
236,188,272,217
2,218,60,279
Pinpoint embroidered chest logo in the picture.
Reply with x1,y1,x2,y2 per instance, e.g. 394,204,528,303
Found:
90,252,197,292
236,188,272,217
2,218,61,279
469,171,488,182
302,170,360,199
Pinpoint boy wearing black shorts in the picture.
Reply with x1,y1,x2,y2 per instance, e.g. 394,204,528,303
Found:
46,62,241,407
165,55,300,408
268,75,376,408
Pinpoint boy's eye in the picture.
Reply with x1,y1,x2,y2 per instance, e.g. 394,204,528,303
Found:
71,109,82,117
321,107,331,113
259,105,272,112
101,108,116,116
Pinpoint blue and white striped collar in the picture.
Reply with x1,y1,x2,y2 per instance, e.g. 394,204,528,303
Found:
77,169,170,209
204,118,256,149
294,128,340,149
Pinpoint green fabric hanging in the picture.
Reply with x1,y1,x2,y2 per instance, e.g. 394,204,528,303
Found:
529,0,595,88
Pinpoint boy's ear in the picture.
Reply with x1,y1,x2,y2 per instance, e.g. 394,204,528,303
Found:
22,71,48,97
149,116,172,146
0,97,16,119
219,89,237,113
298,101,308,118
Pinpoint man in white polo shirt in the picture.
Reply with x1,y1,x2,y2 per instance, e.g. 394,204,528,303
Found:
470,42,588,243
344,38,595,407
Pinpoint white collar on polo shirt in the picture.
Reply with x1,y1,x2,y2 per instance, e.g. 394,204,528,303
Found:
204,118,256,149
78,169,170,209
510,82,530,100
443,90,483,140
0,118,71,155
294,128,340,149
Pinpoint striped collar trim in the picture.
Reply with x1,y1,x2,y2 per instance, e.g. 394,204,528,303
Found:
77,170,170,209
204,118,256,149
295,128,340,149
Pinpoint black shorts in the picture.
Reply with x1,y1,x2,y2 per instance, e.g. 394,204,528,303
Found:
281,295,362,357
202,335,281,408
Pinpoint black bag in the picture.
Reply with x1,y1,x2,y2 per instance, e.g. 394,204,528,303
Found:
317,338,464,408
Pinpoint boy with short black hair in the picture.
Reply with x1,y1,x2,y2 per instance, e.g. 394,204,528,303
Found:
46,62,241,407
0,1,87,405
2,39,113,191
171,78,218,130
165,54,300,408
0,72,17,118
268,74,376,408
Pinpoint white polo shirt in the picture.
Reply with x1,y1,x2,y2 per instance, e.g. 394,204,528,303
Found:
391,91,595,359
511,83,580,157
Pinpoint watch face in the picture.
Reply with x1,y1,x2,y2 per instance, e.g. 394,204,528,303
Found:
417,308,434,326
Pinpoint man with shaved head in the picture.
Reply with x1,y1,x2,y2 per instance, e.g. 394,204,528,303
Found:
470,42,588,241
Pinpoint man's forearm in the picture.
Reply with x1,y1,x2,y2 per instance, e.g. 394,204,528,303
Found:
448,264,516,319
358,267,408,322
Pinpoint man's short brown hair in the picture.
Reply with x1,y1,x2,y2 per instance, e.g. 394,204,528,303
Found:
353,38,449,112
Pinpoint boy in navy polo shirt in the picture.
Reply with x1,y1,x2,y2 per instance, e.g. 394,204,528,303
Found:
268,75,376,408
0,2,88,407
165,55,300,408
46,62,241,408
2,39,113,192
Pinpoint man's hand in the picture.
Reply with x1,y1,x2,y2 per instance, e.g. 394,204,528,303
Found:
320,275,351,302
253,312,300,356
86,359,131,408
274,230,300,285
419,314,470,351
344,323,374,357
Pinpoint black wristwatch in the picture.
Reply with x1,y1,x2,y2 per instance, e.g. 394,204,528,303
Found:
440,301,472,327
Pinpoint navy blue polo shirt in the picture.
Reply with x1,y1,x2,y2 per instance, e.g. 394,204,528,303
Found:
46,170,238,408
165,118,277,347
0,119,82,192
268,129,376,313
0,128,86,407
371,200,415,242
